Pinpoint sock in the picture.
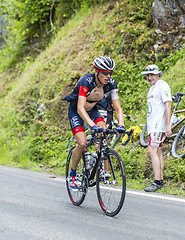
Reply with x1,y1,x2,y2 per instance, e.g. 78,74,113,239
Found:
70,168,76,177
154,180,161,185
160,179,164,184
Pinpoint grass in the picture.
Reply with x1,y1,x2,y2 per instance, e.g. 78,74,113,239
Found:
127,179,185,197
0,0,185,197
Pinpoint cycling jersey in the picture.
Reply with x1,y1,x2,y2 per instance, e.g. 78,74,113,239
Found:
62,73,119,135
62,73,119,106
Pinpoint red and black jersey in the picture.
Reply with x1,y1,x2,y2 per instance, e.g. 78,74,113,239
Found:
62,73,119,107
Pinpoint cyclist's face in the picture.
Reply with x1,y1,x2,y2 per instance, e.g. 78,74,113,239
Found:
96,70,112,85
146,73,159,85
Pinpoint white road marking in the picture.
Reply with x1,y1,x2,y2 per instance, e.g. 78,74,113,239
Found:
126,190,185,203
52,177,185,203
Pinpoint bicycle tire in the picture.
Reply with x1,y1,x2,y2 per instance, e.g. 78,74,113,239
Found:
96,149,126,217
66,146,86,206
66,135,74,150
172,125,185,158
140,123,149,147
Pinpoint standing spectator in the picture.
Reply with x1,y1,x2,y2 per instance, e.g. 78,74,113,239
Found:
141,64,172,192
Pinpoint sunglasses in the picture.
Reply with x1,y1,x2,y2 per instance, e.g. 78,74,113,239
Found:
99,70,113,76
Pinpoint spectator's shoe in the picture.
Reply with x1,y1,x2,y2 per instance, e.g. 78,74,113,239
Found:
68,176,78,191
160,180,165,188
144,182,161,192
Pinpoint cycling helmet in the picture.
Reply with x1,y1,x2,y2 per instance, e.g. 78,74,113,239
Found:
93,56,115,71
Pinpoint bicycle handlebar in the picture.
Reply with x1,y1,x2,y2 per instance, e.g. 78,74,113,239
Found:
122,129,134,146
91,128,134,146
67,126,134,150
172,92,185,103
177,92,185,97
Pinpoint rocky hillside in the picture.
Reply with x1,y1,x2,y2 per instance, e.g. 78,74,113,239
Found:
0,0,185,187
152,0,185,53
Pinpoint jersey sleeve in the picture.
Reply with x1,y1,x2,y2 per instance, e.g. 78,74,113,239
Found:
110,79,119,100
161,82,172,103
77,75,90,98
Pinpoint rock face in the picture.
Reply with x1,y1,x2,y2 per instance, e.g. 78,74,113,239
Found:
152,0,185,53
153,0,185,29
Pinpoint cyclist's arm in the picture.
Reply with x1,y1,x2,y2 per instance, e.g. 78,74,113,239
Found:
77,95,95,128
165,100,172,137
112,98,124,126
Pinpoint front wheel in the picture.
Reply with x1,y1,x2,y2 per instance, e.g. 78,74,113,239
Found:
172,125,185,158
96,149,126,217
140,123,149,147
66,146,86,206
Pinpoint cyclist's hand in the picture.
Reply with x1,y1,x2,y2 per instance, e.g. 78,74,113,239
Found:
115,125,126,134
92,125,104,133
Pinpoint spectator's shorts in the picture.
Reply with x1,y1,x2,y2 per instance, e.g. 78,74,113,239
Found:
149,132,166,147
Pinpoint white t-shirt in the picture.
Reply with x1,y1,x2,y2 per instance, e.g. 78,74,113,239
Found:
147,80,172,134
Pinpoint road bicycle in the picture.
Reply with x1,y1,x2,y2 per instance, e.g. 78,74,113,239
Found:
66,127,133,217
140,92,185,158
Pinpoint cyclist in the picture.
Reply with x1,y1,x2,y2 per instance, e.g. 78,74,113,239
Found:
63,56,126,190
141,64,172,192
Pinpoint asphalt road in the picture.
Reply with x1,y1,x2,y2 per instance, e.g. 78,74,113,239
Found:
0,165,185,240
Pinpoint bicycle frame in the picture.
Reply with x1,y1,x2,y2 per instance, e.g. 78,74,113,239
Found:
171,110,185,131
171,92,185,132
84,130,109,187
84,129,133,187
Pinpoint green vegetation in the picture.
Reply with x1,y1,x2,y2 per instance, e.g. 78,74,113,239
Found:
0,0,185,196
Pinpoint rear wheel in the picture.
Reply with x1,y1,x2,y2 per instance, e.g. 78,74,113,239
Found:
140,123,149,147
172,125,185,158
96,149,126,217
66,146,86,205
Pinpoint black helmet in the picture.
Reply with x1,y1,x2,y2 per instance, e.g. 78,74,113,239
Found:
93,56,115,71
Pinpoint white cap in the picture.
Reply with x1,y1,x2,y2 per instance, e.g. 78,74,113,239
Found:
141,64,163,77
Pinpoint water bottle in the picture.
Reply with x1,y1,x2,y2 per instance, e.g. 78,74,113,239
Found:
170,114,178,126
90,152,98,168
84,151,92,170
174,116,182,125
